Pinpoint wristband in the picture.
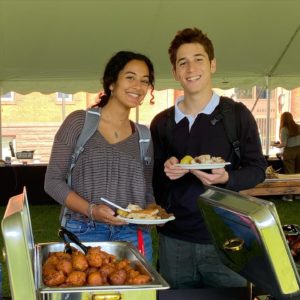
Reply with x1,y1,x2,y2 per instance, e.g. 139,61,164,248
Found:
88,203,96,221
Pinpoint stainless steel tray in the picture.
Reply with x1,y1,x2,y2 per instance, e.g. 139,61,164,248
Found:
36,241,169,294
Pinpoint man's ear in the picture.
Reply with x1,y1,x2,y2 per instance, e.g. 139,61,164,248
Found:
210,58,217,74
172,67,179,81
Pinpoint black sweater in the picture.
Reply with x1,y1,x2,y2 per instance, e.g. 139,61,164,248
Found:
150,101,267,243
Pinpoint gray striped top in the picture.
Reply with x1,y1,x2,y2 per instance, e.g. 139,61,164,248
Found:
44,109,155,221
281,127,300,148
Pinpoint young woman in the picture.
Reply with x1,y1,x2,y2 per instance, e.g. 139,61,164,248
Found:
272,112,300,201
45,51,155,262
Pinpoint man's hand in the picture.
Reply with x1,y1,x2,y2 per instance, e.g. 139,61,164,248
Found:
190,167,229,185
164,156,189,180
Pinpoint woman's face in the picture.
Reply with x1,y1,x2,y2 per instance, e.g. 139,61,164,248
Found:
110,59,150,108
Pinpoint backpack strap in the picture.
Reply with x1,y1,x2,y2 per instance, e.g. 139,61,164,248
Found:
135,123,151,166
67,107,100,186
218,96,241,161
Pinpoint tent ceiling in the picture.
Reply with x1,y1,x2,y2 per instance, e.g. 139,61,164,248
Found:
0,0,300,94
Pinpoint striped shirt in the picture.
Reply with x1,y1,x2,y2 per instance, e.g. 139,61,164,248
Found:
44,109,154,222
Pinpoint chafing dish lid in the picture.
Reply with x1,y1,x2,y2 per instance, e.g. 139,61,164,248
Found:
1,187,36,299
198,186,300,300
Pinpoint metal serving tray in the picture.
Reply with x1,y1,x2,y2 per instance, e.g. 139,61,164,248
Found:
198,186,300,300
1,187,169,300
36,241,168,294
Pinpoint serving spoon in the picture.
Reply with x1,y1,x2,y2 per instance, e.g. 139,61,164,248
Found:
100,197,131,212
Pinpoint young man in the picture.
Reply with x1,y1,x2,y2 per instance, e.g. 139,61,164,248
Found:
150,28,267,289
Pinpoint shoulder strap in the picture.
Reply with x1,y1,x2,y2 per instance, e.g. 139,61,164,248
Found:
218,96,241,160
67,107,100,186
135,123,151,166
165,107,175,156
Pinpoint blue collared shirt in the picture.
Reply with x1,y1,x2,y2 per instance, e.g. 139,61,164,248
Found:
175,92,220,130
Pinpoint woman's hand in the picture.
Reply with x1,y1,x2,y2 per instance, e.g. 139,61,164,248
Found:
190,167,229,185
92,204,127,225
164,156,189,180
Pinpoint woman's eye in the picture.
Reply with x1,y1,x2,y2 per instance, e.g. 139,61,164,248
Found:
126,76,135,81
141,80,150,86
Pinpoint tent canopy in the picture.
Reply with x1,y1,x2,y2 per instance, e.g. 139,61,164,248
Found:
1,0,300,94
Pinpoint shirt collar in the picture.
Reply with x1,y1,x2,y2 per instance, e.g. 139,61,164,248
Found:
174,92,220,124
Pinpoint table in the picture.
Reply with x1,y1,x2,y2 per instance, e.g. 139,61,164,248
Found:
0,164,56,205
240,174,300,197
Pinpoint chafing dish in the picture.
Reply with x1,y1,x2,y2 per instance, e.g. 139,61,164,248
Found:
198,185,300,300
1,187,169,300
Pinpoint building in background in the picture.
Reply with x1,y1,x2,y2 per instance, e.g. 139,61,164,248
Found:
1,87,299,162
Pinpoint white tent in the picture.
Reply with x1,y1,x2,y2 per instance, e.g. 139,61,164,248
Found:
1,0,300,94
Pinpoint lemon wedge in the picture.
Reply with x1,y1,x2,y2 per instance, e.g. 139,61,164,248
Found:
180,155,193,164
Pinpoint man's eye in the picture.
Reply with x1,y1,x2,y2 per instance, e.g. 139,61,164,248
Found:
179,62,186,66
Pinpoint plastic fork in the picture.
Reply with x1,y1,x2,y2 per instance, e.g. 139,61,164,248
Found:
100,197,131,212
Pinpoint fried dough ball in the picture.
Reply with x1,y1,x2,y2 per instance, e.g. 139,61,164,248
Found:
86,267,99,276
43,270,66,287
72,251,88,271
44,254,59,266
42,263,57,277
100,251,116,265
131,274,151,285
109,269,127,285
86,251,103,268
99,263,116,277
87,246,102,254
54,251,72,261
115,259,130,270
56,259,73,275
87,271,103,286
66,271,86,286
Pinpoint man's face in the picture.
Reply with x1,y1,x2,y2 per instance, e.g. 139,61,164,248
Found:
173,43,216,95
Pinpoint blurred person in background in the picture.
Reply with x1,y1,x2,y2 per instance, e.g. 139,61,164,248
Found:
272,111,300,201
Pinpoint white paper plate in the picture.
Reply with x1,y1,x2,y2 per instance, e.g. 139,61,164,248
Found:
176,162,231,170
117,215,175,225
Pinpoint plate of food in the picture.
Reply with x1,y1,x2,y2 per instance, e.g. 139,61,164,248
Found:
176,154,231,170
117,215,175,225
116,203,175,225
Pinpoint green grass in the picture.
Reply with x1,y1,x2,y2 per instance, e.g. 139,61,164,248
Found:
1,198,300,297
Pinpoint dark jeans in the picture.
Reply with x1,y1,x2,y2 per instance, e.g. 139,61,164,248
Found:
159,233,246,289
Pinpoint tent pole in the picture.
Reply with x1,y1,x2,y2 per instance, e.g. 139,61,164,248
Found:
266,76,271,157
0,87,2,159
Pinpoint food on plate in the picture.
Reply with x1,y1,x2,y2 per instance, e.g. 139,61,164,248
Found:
191,154,225,164
42,246,151,287
116,203,174,220
180,154,225,164
265,166,279,179
180,155,193,164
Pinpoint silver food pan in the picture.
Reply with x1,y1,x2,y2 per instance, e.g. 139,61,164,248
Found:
36,241,169,294
1,187,169,300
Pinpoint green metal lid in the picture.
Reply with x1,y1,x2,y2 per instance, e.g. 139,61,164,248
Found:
1,187,36,299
